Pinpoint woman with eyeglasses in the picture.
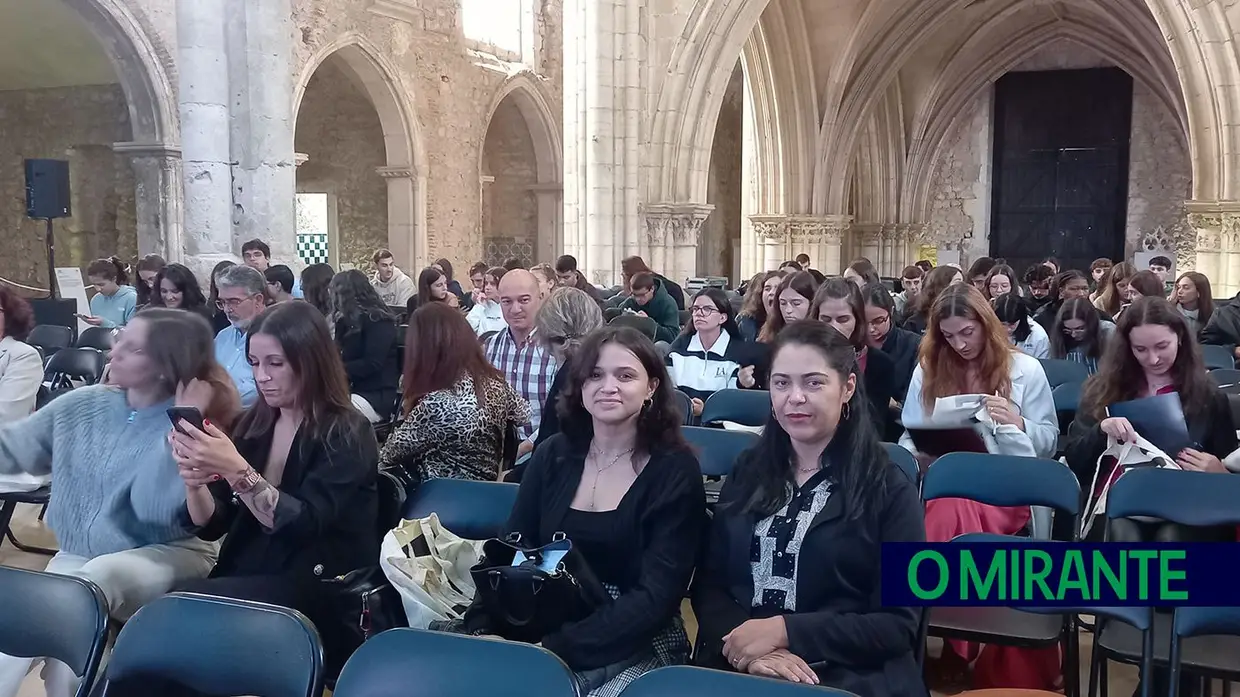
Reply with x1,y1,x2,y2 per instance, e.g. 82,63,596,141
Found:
1049,297,1107,374
861,283,919,409
530,287,605,452
666,288,767,419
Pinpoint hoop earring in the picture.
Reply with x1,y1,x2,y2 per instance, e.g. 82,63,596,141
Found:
842,401,852,421
642,397,653,410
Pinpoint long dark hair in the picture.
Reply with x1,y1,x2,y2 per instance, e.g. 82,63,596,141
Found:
684,288,741,340
759,271,819,342
135,254,166,305
402,303,502,411
992,292,1032,342
150,263,207,312
234,301,359,442
1081,296,1214,422
1176,271,1214,326
208,260,236,311
845,259,882,286
809,277,866,349
87,257,129,286
1049,297,1102,361
728,320,888,520
417,267,447,307
329,269,393,334
300,263,335,316
911,265,961,321
556,326,688,455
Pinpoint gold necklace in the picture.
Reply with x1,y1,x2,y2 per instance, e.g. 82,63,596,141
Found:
588,447,634,511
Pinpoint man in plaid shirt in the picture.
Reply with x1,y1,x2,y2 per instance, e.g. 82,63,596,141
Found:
485,269,558,452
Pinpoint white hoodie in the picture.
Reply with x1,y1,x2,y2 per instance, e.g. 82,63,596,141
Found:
370,268,416,306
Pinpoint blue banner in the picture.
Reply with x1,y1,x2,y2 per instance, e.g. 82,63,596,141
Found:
881,542,1240,607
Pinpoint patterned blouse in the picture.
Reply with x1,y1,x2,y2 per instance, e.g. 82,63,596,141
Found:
378,374,531,487
749,470,833,612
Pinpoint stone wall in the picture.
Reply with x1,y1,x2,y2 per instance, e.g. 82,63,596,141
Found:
925,40,1190,268
481,98,538,267
701,63,744,281
0,84,136,289
294,57,389,271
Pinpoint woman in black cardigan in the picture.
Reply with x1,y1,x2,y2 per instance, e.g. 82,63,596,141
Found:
465,326,706,696
862,283,920,407
170,302,379,677
809,279,898,437
692,321,925,697
328,269,399,422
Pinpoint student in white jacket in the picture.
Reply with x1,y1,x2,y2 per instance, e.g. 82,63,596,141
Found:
993,292,1050,359
369,249,416,307
0,288,43,424
466,266,508,336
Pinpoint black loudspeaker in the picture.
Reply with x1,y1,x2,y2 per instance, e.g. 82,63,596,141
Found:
25,159,71,219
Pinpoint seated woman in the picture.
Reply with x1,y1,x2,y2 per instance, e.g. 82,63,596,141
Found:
899,265,962,334
736,271,777,343
0,308,236,697
148,263,212,321
406,265,457,315
993,293,1050,359
900,283,1058,691
0,287,43,423
666,288,766,418
463,326,706,697
691,321,924,696
532,287,605,450
861,283,919,406
169,301,380,673
983,264,1021,301
328,269,399,423
759,271,819,343
379,302,530,487
1093,261,1135,317
809,279,897,435
1172,271,1213,337
84,257,138,328
466,266,508,336
1049,297,1107,374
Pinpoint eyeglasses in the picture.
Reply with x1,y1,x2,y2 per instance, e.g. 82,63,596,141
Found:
216,296,255,310
866,315,890,328
689,306,720,316
1062,326,1088,337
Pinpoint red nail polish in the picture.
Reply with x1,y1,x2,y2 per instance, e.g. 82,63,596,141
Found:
212,475,221,481
203,419,211,427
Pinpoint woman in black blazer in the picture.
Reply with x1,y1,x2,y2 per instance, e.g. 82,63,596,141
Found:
692,321,925,697
809,279,898,436
170,302,379,676
862,283,920,406
464,326,706,696
329,269,399,422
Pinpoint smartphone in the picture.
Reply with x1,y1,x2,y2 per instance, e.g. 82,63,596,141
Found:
166,406,206,435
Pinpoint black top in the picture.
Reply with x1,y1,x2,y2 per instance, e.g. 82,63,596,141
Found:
211,309,231,335
335,315,399,420
1200,295,1240,348
466,433,707,671
880,327,921,405
561,508,626,584
655,274,686,311
862,347,897,433
692,455,925,697
533,355,571,448
187,410,380,584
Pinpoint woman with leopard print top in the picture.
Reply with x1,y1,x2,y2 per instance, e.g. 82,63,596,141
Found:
379,303,530,489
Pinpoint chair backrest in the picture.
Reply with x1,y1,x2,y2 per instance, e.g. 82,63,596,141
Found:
99,593,322,697
1201,343,1235,371
603,307,623,321
882,442,920,486
1037,358,1090,388
621,666,857,697
1106,467,1240,527
700,389,771,427
673,389,694,425
375,469,407,538
683,426,760,477
0,567,107,697
922,452,1080,516
1051,381,1082,412
28,324,75,355
333,628,577,697
1208,367,1240,389
1172,605,1240,640
75,326,116,351
44,347,105,385
609,313,657,339
654,340,672,358
401,478,519,540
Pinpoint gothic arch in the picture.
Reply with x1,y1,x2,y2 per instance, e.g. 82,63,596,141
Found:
900,21,1188,223
480,72,564,261
293,35,428,268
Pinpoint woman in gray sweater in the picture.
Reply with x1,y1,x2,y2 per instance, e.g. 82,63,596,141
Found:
0,308,241,697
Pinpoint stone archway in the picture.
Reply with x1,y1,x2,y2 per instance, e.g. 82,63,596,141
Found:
478,73,563,265
293,36,426,272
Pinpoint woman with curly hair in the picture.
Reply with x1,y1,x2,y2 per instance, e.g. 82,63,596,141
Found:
328,269,399,422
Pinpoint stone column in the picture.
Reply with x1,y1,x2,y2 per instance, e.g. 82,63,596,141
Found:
750,215,789,272
563,0,644,284
529,183,564,264
227,0,297,265
642,203,714,285
114,142,183,262
790,215,849,276
176,0,234,280
377,166,420,272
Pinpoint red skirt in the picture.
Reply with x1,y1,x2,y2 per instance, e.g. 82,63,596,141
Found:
926,498,1062,691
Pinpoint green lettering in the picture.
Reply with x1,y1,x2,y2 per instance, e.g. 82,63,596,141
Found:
1129,550,1158,601
1009,544,1019,600
1159,550,1188,601
1058,550,1089,600
1023,549,1054,600
909,551,949,600
962,550,1004,600
1092,550,1126,600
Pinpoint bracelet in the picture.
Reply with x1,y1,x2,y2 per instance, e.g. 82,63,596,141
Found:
231,467,262,493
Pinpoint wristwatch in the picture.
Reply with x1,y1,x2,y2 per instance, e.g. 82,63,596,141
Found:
232,467,262,493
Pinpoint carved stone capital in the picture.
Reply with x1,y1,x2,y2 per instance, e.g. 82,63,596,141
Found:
789,215,849,244
750,215,790,242
643,203,714,247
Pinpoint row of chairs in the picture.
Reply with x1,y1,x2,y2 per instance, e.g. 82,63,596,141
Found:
27,324,115,358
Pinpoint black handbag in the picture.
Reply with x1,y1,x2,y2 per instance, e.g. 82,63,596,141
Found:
469,532,610,643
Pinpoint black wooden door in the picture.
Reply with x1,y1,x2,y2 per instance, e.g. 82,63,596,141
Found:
990,68,1132,274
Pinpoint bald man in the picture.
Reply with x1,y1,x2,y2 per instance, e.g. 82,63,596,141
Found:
485,268,558,449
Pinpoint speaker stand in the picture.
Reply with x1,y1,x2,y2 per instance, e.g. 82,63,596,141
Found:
43,218,57,299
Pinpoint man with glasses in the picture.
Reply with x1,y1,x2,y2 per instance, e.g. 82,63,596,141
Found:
213,264,267,407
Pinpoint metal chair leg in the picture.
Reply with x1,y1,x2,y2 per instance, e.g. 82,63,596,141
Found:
0,500,57,556
37,503,47,522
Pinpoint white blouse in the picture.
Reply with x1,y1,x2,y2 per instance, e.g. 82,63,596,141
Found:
1014,321,1050,360
899,350,1059,460
466,300,507,336
0,336,43,423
